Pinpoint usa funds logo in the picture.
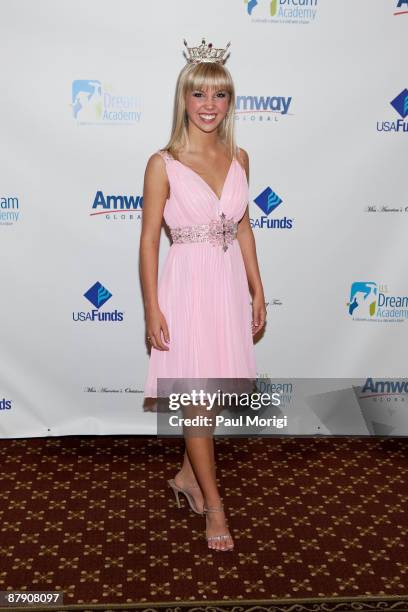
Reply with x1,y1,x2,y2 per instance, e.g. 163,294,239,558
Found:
250,186,294,230
347,282,408,323
244,0,318,24
377,89,408,133
71,80,142,125
73,281,124,322
0,398,12,411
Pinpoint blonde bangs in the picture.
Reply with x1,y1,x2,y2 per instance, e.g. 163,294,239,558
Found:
183,62,234,96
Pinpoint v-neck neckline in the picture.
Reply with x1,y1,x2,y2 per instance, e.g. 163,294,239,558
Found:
173,156,236,202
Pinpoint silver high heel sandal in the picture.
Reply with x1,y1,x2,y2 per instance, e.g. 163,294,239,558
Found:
203,504,234,551
167,478,204,515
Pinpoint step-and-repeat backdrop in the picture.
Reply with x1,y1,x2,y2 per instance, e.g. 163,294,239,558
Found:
1,0,407,437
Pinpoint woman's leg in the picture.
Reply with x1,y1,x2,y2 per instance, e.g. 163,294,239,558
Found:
180,401,234,551
173,447,205,513
184,436,233,551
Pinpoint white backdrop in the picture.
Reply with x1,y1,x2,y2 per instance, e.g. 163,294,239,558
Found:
1,0,407,438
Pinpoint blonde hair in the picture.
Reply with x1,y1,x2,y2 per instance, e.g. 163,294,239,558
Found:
163,62,237,161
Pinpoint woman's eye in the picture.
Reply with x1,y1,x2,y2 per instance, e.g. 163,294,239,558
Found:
191,91,227,98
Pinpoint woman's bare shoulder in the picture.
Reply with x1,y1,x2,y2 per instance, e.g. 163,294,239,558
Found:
147,149,165,163
143,151,170,194
143,151,170,204
144,150,168,174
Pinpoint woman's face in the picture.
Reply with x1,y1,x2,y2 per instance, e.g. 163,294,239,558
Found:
184,86,230,133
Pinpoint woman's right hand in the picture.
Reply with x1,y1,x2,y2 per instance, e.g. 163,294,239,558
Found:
146,306,170,351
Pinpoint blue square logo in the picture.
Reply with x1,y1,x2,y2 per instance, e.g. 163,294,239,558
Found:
254,187,283,216
390,89,408,119
84,282,112,309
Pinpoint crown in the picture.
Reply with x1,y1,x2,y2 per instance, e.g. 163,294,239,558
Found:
183,37,231,65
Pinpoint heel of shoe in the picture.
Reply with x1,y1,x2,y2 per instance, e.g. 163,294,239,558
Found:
167,479,181,508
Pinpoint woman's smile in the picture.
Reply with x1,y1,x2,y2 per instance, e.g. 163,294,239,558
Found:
198,113,217,124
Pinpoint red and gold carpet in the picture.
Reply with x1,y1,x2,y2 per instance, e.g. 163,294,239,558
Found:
1,435,408,611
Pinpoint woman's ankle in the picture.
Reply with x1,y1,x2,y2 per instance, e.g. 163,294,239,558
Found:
175,468,197,484
204,498,223,511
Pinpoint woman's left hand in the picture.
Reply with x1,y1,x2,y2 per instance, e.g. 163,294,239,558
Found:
251,293,267,335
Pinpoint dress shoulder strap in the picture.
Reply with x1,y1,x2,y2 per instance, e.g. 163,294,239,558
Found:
235,145,245,165
156,149,174,162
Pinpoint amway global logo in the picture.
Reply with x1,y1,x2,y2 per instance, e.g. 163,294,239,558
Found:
90,190,143,221
245,0,318,24
1,195,20,226
394,0,408,15
73,281,124,322
250,186,294,229
71,80,141,125
359,378,408,401
377,89,408,133
347,281,408,323
235,95,292,124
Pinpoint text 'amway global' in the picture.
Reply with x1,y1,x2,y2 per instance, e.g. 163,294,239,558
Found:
90,191,143,216
236,96,292,114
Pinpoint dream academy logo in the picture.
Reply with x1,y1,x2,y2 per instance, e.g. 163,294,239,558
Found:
73,281,124,322
244,0,318,24
347,281,408,323
90,190,143,221
71,79,142,125
377,89,408,133
347,282,377,319
250,186,294,230
1,195,20,226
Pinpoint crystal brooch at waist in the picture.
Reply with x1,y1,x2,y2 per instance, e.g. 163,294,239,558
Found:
170,212,238,252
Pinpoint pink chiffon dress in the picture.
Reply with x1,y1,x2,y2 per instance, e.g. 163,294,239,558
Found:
143,147,257,399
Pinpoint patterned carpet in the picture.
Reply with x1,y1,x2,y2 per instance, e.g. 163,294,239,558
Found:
1,435,408,611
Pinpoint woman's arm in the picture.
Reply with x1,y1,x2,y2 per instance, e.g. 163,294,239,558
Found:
139,153,171,350
236,148,267,335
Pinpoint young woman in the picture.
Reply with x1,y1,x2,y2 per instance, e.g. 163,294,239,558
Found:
139,39,266,552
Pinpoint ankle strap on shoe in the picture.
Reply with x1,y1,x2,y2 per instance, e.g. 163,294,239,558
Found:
203,505,224,513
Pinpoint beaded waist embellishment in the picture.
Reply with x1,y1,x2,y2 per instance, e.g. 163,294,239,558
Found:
170,212,238,253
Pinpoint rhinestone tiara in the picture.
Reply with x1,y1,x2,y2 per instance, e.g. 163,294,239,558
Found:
183,37,231,65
